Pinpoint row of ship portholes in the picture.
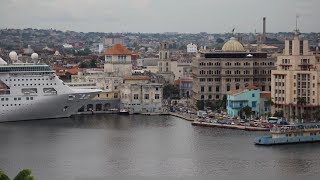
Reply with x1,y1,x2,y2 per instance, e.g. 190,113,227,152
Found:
12,83,57,87
5,77,51,81
1,97,34,101
2,104,22,107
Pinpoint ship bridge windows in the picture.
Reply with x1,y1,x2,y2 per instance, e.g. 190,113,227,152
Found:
0,66,51,72
43,88,57,95
22,88,37,95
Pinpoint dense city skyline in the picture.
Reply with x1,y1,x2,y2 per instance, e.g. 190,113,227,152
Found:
1,0,320,33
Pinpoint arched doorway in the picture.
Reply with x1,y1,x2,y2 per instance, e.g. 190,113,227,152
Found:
87,104,93,111
96,104,102,111
104,103,111,111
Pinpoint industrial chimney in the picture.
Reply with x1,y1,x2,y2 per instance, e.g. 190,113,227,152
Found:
263,17,266,41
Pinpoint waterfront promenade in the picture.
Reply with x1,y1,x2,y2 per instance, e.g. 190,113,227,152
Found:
169,112,196,121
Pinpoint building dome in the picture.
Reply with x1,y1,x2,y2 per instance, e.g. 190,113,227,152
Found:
222,37,245,52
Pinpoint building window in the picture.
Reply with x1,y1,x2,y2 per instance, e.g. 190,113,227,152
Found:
114,93,118,98
201,95,204,100
208,95,212,99
134,94,139,99
201,86,204,92
155,94,160,99
216,86,220,92
252,101,256,108
235,84,240,90
252,93,255,97
226,84,230,91
200,78,206,82
208,86,212,92
144,94,149,99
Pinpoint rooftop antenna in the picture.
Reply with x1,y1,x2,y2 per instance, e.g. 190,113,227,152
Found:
231,28,235,35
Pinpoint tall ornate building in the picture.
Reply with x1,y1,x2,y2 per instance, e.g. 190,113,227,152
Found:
157,42,175,83
271,30,319,120
192,37,276,102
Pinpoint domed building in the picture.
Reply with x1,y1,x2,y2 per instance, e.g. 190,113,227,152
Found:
222,37,245,52
192,37,276,111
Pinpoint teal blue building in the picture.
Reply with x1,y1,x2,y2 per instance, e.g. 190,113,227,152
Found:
227,86,261,118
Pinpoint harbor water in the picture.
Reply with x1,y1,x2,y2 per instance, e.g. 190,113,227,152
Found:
1,114,320,179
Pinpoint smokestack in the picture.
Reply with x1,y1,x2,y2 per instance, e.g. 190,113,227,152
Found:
263,17,266,36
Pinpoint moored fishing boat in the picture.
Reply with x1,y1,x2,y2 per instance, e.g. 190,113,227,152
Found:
255,123,320,145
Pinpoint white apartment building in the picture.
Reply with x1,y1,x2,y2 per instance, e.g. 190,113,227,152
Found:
120,76,163,114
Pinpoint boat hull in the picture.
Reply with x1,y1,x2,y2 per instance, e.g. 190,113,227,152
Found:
0,91,99,122
255,135,320,145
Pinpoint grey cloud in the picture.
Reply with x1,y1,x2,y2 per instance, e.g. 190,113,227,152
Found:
0,0,319,33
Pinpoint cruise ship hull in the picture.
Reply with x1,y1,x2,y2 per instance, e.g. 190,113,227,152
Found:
0,91,100,122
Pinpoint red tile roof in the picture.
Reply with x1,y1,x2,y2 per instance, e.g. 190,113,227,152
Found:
228,85,261,96
228,89,245,95
246,85,258,89
66,68,79,75
102,44,133,55
260,91,271,98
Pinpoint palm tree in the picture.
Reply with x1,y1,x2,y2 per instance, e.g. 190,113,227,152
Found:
0,170,10,180
265,97,274,117
240,105,252,120
297,97,307,123
0,169,34,180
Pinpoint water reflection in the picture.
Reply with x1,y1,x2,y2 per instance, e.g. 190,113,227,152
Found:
0,114,320,179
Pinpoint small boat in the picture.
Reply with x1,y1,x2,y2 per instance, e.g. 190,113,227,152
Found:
255,123,320,145
118,109,130,115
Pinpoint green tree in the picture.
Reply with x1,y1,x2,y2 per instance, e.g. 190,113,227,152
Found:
297,97,306,122
240,105,252,119
265,97,274,117
196,100,205,110
163,84,180,99
13,169,34,180
89,59,97,68
221,95,227,110
0,170,10,180
0,169,34,180
312,109,320,122
79,61,89,68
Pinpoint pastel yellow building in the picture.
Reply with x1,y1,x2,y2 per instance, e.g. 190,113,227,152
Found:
271,30,319,121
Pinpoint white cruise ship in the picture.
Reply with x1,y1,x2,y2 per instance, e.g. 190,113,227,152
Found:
0,52,101,122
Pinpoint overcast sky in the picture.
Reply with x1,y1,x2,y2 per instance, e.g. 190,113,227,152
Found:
0,0,319,33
